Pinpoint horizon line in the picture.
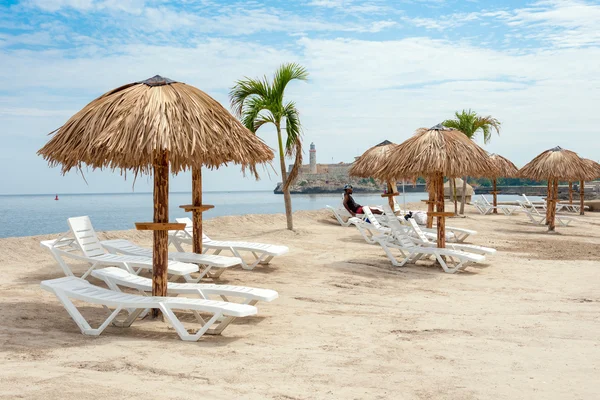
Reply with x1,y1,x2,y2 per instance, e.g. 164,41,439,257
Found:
0,190,276,197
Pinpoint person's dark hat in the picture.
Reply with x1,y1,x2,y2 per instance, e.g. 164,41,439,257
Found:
343,184,353,190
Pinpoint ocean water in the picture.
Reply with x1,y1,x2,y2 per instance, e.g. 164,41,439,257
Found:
0,191,537,238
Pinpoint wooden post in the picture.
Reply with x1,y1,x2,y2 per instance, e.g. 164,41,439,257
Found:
192,167,203,254
547,178,557,232
569,182,573,204
492,178,498,214
545,180,551,225
450,178,458,216
580,180,585,216
426,179,435,229
435,173,446,248
386,181,395,211
152,150,169,317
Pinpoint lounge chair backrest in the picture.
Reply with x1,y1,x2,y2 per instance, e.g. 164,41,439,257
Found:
408,219,430,243
480,195,492,205
176,217,210,240
381,205,416,247
362,207,384,230
67,216,106,258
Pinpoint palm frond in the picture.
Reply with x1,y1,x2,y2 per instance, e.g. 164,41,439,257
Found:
254,112,276,131
240,96,270,132
283,101,301,155
443,109,500,143
229,77,271,117
273,63,308,103
284,139,303,191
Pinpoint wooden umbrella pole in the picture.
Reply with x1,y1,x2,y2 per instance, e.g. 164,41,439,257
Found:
387,181,395,211
545,180,551,225
548,178,557,232
435,172,446,248
192,167,203,254
580,180,585,216
152,150,169,316
492,178,498,214
426,179,434,229
569,182,573,204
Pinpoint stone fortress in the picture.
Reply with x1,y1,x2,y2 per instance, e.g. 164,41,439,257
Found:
274,142,383,194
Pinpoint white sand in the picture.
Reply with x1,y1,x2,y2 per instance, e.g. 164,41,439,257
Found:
0,203,599,399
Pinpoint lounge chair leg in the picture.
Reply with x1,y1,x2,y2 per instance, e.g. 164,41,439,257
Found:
54,290,123,336
159,304,223,341
171,239,185,252
377,241,401,267
81,262,100,279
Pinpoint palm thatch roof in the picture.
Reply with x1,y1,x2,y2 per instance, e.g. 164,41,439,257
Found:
349,140,397,178
488,153,519,178
374,124,495,181
581,158,600,180
38,75,274,176
519,146,589,181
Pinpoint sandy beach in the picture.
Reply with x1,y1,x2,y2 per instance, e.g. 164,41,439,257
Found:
1,203,599,400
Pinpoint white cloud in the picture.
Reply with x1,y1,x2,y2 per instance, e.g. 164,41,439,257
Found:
404,0,600,48
24,0,95,12
3,0,600,194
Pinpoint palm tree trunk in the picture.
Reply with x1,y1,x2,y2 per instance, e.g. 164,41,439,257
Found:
459,176,467,215
276,124,293,230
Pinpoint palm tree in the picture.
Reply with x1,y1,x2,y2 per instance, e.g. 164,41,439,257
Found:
230,63,308,230
443,109,501,215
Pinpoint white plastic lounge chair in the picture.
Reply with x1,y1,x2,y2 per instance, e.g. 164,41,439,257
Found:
406,219,496,255
92,267,278,306
521,206,574,226
373,232,485,274
41,216,201,282
348,206,391,244
326,205,365,227
101,239,241,280
475,195,520,215
558,202,585,213
380,205,475,243
169,218,289,270
521,194,566,212
41,276,257,341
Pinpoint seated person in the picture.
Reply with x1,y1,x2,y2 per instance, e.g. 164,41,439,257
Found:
343,184,383,217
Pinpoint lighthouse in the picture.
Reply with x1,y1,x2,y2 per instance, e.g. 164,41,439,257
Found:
309,142,317,174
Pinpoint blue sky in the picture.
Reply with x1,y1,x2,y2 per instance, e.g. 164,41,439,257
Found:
1,0,599,194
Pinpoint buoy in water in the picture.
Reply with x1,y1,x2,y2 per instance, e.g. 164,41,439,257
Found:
55,195,59,201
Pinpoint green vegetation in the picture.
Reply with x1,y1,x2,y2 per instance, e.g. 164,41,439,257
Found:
230,63,308,230
443,109,501,214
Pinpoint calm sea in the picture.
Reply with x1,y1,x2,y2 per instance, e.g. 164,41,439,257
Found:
0,191,537,238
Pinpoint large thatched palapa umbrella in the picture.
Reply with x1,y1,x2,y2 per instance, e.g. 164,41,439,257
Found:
349,140,399,210
488,153,518,214
519,146,588,231
38,75,274,306
579,158,600,215
375,124,494,248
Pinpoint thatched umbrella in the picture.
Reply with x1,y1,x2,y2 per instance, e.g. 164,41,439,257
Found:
488,154,519,214
519,146,588,231
578,158,600,215
38,75,274,306
375,124,495,248
349,140,399,210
